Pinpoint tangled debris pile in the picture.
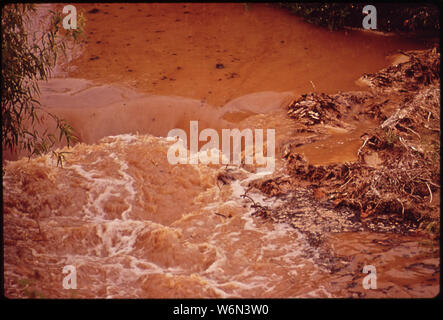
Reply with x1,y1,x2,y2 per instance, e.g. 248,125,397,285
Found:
249,48,440,237
287,93,350,128
360,48,440,93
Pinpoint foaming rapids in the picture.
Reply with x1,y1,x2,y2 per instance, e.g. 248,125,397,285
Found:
4,85,438,298
3,133,330,298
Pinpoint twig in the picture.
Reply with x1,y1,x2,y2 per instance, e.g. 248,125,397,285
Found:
397,198,405,216
398,137,411,151
426,183,433,203
397,123,421,139
310,80,316,91
214,212,228,219
339,177,353,190
241,193,257,206
241,192,268,211
427,181,440,188
357,137,369,156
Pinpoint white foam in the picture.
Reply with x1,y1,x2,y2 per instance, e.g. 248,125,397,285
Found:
94,220,146,257
65,151,136,221
106,134,138,144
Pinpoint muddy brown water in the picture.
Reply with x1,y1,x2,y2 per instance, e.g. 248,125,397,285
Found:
3,3,439,298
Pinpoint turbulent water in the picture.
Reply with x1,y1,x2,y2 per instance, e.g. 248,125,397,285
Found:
3,3,439,298
4,132,439,298
3,134,325,298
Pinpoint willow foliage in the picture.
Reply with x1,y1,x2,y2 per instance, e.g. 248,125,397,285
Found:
2,4,85,157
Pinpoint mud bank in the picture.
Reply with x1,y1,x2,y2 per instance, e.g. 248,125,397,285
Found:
241,47,440,297
250,47,440,247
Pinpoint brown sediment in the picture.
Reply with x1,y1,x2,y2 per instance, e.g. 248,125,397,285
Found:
66,3,429,107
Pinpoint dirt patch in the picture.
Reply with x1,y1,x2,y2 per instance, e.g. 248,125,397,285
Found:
249,48,440,239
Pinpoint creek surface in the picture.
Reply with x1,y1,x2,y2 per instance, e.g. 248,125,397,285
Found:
3,3,439,298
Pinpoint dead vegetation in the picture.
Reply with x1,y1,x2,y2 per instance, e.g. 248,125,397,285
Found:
360,48,440,92
287,93,347,127
250,48,440,235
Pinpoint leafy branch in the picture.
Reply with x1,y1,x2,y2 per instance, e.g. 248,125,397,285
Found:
1,4,85,160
